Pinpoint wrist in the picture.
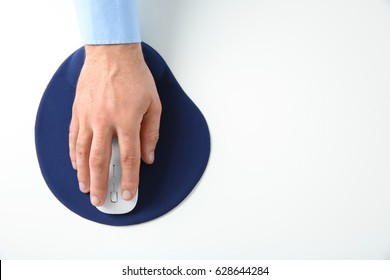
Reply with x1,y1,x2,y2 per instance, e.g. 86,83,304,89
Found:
84,43,144,64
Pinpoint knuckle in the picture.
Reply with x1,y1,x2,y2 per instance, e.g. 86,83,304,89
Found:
93,116,111,129
69,118,78,131
89,141,109,170
69,142,76,152
119,130,138,142
68,129,76,139
89,154,106,171
121,154,139,168
92,138,107,155
76,140,89,158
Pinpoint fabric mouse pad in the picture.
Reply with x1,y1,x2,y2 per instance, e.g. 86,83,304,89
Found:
35,43,210,226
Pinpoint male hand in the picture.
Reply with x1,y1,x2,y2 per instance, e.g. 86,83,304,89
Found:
69,43,162,206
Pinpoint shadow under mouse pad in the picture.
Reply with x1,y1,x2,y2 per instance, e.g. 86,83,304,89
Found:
35,43,211,226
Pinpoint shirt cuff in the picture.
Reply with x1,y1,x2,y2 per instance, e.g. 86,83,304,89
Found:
74,0,141,45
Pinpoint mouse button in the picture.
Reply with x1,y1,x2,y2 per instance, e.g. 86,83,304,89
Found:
110,191,118,203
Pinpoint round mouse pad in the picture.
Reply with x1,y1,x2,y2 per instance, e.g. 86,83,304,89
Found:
35,43,210,226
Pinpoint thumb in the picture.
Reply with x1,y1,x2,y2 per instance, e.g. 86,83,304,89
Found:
140,97,162,164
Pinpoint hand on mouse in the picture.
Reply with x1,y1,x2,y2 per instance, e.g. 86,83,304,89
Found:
68,43,162,206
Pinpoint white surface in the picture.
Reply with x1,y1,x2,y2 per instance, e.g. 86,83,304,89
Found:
97,139,138,214
1,0,390,259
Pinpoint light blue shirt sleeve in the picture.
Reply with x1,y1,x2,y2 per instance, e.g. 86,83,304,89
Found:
74,0,141,45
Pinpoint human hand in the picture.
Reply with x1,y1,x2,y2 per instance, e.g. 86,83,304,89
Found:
69,43,162,206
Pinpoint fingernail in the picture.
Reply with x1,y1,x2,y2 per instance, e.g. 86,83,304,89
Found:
149,151,155,163
122,190,133,201
91,196,101,206
72,161,77,170
79,182,88,193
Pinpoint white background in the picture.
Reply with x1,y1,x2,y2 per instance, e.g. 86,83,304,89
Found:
1,0,390,259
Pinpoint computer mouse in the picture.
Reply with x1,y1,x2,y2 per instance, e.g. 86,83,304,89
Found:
96,138,138,214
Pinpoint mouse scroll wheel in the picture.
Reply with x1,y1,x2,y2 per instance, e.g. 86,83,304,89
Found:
110,191,118,203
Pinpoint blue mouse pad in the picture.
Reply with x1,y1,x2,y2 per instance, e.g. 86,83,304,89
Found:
35,43,210,226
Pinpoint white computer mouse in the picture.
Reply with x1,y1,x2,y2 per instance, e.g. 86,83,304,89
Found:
96,138,138,214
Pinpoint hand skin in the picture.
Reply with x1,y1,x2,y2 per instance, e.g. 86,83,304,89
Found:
69,43,162,206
